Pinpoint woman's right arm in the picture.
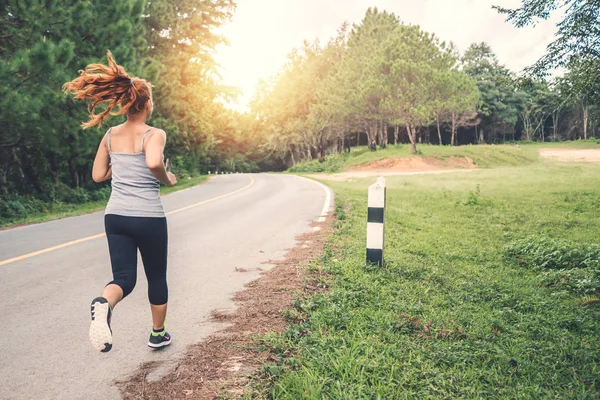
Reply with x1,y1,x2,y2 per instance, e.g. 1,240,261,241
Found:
145,129,177,187
92,134,112,183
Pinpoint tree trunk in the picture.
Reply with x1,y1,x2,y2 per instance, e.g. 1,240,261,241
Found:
381,121,388,149
436,118,442,145
552,111,559,142
451,112,457,146
68,158,80,188
522,112,531,141
583,103,589,140
12,146,25,182
406,123,417,154
394,125,399,145
368,122,377,151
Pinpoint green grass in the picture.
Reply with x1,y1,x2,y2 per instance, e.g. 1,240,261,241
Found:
288,140,600,173
0,175,208,229
254,162,600,398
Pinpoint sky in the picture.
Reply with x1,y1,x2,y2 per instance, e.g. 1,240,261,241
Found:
213,0,560,111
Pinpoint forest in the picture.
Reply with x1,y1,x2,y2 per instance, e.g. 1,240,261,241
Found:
251,6,600,166
1,0,599,217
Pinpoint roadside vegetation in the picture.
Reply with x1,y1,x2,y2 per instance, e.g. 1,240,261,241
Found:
0,175,208,229
253,162,600,398
288,140,600,173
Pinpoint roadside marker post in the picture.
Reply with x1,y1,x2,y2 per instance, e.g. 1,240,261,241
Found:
366,177,386,266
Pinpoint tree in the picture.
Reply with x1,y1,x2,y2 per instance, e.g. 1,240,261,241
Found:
0,0,146,195
447,71,480,145
495,0,600,73
496,1,600,140
463,43,524,143
431,69,480,145
144,0,235,173
332,8,400,151
518,79,553,141
0,0,247,204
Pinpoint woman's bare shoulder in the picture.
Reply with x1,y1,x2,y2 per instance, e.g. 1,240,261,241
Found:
147,126,166,139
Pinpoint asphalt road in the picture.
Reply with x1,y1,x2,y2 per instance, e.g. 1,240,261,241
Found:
0,173,331,400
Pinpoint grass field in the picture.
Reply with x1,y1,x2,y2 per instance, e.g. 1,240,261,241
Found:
255,159,600,398
0,175,208,229
288,140,600,173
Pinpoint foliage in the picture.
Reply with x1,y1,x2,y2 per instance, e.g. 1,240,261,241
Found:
251,7,600,169
289,140,600,173
252,8,480,165
0,0,249,216
506,237,600,295
496,0,600,139
495,0,600,72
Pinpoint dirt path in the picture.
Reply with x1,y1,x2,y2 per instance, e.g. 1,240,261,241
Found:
309,169,475,182
539,148,600,162
309,156,476,182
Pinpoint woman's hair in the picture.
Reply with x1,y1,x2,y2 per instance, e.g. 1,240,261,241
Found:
63,51,153,129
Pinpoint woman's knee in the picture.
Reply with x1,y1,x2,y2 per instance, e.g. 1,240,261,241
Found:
109,278,136,298
148,280,168,305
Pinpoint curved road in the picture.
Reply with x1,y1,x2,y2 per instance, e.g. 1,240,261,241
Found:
0,174,331,400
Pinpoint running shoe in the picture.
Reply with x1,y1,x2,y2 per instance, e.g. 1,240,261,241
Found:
89,297,113,352
148,329,172,349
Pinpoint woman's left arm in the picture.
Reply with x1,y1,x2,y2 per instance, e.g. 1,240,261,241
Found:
92,133,112,183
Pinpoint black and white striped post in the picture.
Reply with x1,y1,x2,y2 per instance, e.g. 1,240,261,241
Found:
366,177,386,266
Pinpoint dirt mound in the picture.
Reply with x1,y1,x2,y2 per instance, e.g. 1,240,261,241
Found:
540,148,600,162
349,156,475,172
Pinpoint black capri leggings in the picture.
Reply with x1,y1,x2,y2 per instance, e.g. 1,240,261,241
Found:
104,214,168,305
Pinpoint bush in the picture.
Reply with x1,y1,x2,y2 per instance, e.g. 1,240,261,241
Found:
288,155,349,173
68,187,90,204
0,196,47,220
505,237,600,295
539,268,600,295
0,200,29,219
505,237,600,270
88,186,111,202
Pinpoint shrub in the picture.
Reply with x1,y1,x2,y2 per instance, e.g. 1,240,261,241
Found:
505,237,600,270
0,196,47,221
506,237,600,295
88,186,111,202
68,187,90,204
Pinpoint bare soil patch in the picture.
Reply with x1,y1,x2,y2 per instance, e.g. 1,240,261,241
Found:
308,156,476,182
117,218,331,399
540,148,600,162
349,156,475,172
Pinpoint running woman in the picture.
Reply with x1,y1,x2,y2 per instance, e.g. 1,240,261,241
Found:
63,51,177,352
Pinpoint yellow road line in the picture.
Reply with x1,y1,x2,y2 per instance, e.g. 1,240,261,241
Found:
0,233,106,267
0,175,255,267
165,175,254,216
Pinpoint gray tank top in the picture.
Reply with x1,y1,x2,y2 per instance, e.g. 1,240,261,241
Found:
104,127,165,218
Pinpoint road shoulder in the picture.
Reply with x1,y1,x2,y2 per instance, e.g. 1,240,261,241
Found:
117,216,333,399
